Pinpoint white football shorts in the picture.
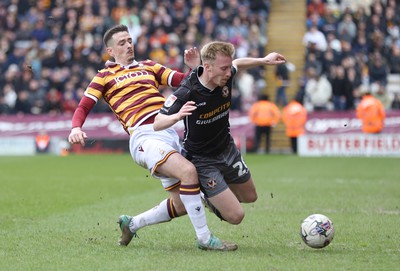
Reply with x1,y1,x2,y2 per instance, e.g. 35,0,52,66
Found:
129,124,181,189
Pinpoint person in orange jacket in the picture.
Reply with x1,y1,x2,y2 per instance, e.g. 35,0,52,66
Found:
248,94,280,153
35,130,50,153
282,99,307,154
356,92,386,134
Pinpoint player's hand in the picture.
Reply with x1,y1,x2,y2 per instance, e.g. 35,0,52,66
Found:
265,52,286,65
177,101,197,120
184,47,200,69
68,127,88,146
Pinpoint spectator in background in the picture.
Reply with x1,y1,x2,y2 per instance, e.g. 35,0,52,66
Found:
321,47,338,76
329,65,354,111
347,66,363,107
304,66,333,111
337,13,357,43
384,5,400,44
61,89,79,115
352,32,369,56
340,39,354,59
14,90,32,115
304,51,323,75
326,32,342,54
307,11,325,31
307,0,326,18
44,88,62,115
352,4,368,25
35,130,50,153
369,52,388,86
235,69,256,109
231,87,243,112
282,98,307,154
28,78,47,114
388,42,400,73
120,6,142,43
294,75,308,105
320,7,338,35
304,52,324,77
373,83,392,110
275,63,290,106
248,94,281,154
356,92,386,134
391,93,400,110
0,83,17,114
31,15,51,43
367,11,385,35
303,25,328,55
111,0,129,23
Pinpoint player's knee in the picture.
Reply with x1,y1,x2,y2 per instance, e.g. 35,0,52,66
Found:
178,161,198,184
225,210,245,225
238,191,258,203
248,192,258,203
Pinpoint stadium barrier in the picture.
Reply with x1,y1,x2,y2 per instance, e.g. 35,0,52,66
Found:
0,112,254,155
1,111,399,156
299,111,400,157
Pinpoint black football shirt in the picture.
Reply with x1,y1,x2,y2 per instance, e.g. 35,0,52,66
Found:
159,66,237,156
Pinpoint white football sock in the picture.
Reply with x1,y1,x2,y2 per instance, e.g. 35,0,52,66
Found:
129,198,171,232
180,192,211,244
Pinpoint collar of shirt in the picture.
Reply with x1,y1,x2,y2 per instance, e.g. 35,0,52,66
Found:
197,66,214,92
105,60,138,68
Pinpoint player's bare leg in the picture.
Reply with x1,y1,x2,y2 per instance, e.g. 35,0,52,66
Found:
228,177,258,203
207,189,245,225
204,178,257,224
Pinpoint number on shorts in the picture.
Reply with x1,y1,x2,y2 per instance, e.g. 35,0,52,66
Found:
233,158,248,177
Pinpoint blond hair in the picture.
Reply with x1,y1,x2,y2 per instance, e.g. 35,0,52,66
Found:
200,41,235,64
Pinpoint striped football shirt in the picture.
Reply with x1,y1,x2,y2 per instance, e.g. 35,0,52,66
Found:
84,60,176,133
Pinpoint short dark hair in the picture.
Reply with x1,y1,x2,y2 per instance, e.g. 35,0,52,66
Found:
259,94,269,101
103,24,128,47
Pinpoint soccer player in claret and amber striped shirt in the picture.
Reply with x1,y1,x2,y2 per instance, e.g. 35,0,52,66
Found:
68,24,237,251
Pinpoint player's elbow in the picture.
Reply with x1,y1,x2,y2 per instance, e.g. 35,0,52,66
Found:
153,115,163,131
153,123,162,131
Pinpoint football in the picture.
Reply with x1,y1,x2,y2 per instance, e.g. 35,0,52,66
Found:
300,214,335,249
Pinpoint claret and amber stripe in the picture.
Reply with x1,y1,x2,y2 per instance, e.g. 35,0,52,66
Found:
166,198,178,218
84,60,174,133
152,150,178,175
179,184,201,195
164,181,181,191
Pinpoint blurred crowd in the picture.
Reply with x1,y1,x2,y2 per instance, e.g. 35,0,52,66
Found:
0,0,270,116
300,0,400,112
1,0,399,117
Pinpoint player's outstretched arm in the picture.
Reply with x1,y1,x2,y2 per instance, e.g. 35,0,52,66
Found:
68,96,95,146
154,101,197,131
233,52,286,71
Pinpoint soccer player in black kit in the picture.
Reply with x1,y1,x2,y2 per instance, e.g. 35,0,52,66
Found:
154,41,286,226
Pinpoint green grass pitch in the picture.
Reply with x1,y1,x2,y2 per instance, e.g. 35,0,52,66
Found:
0,154,399,271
